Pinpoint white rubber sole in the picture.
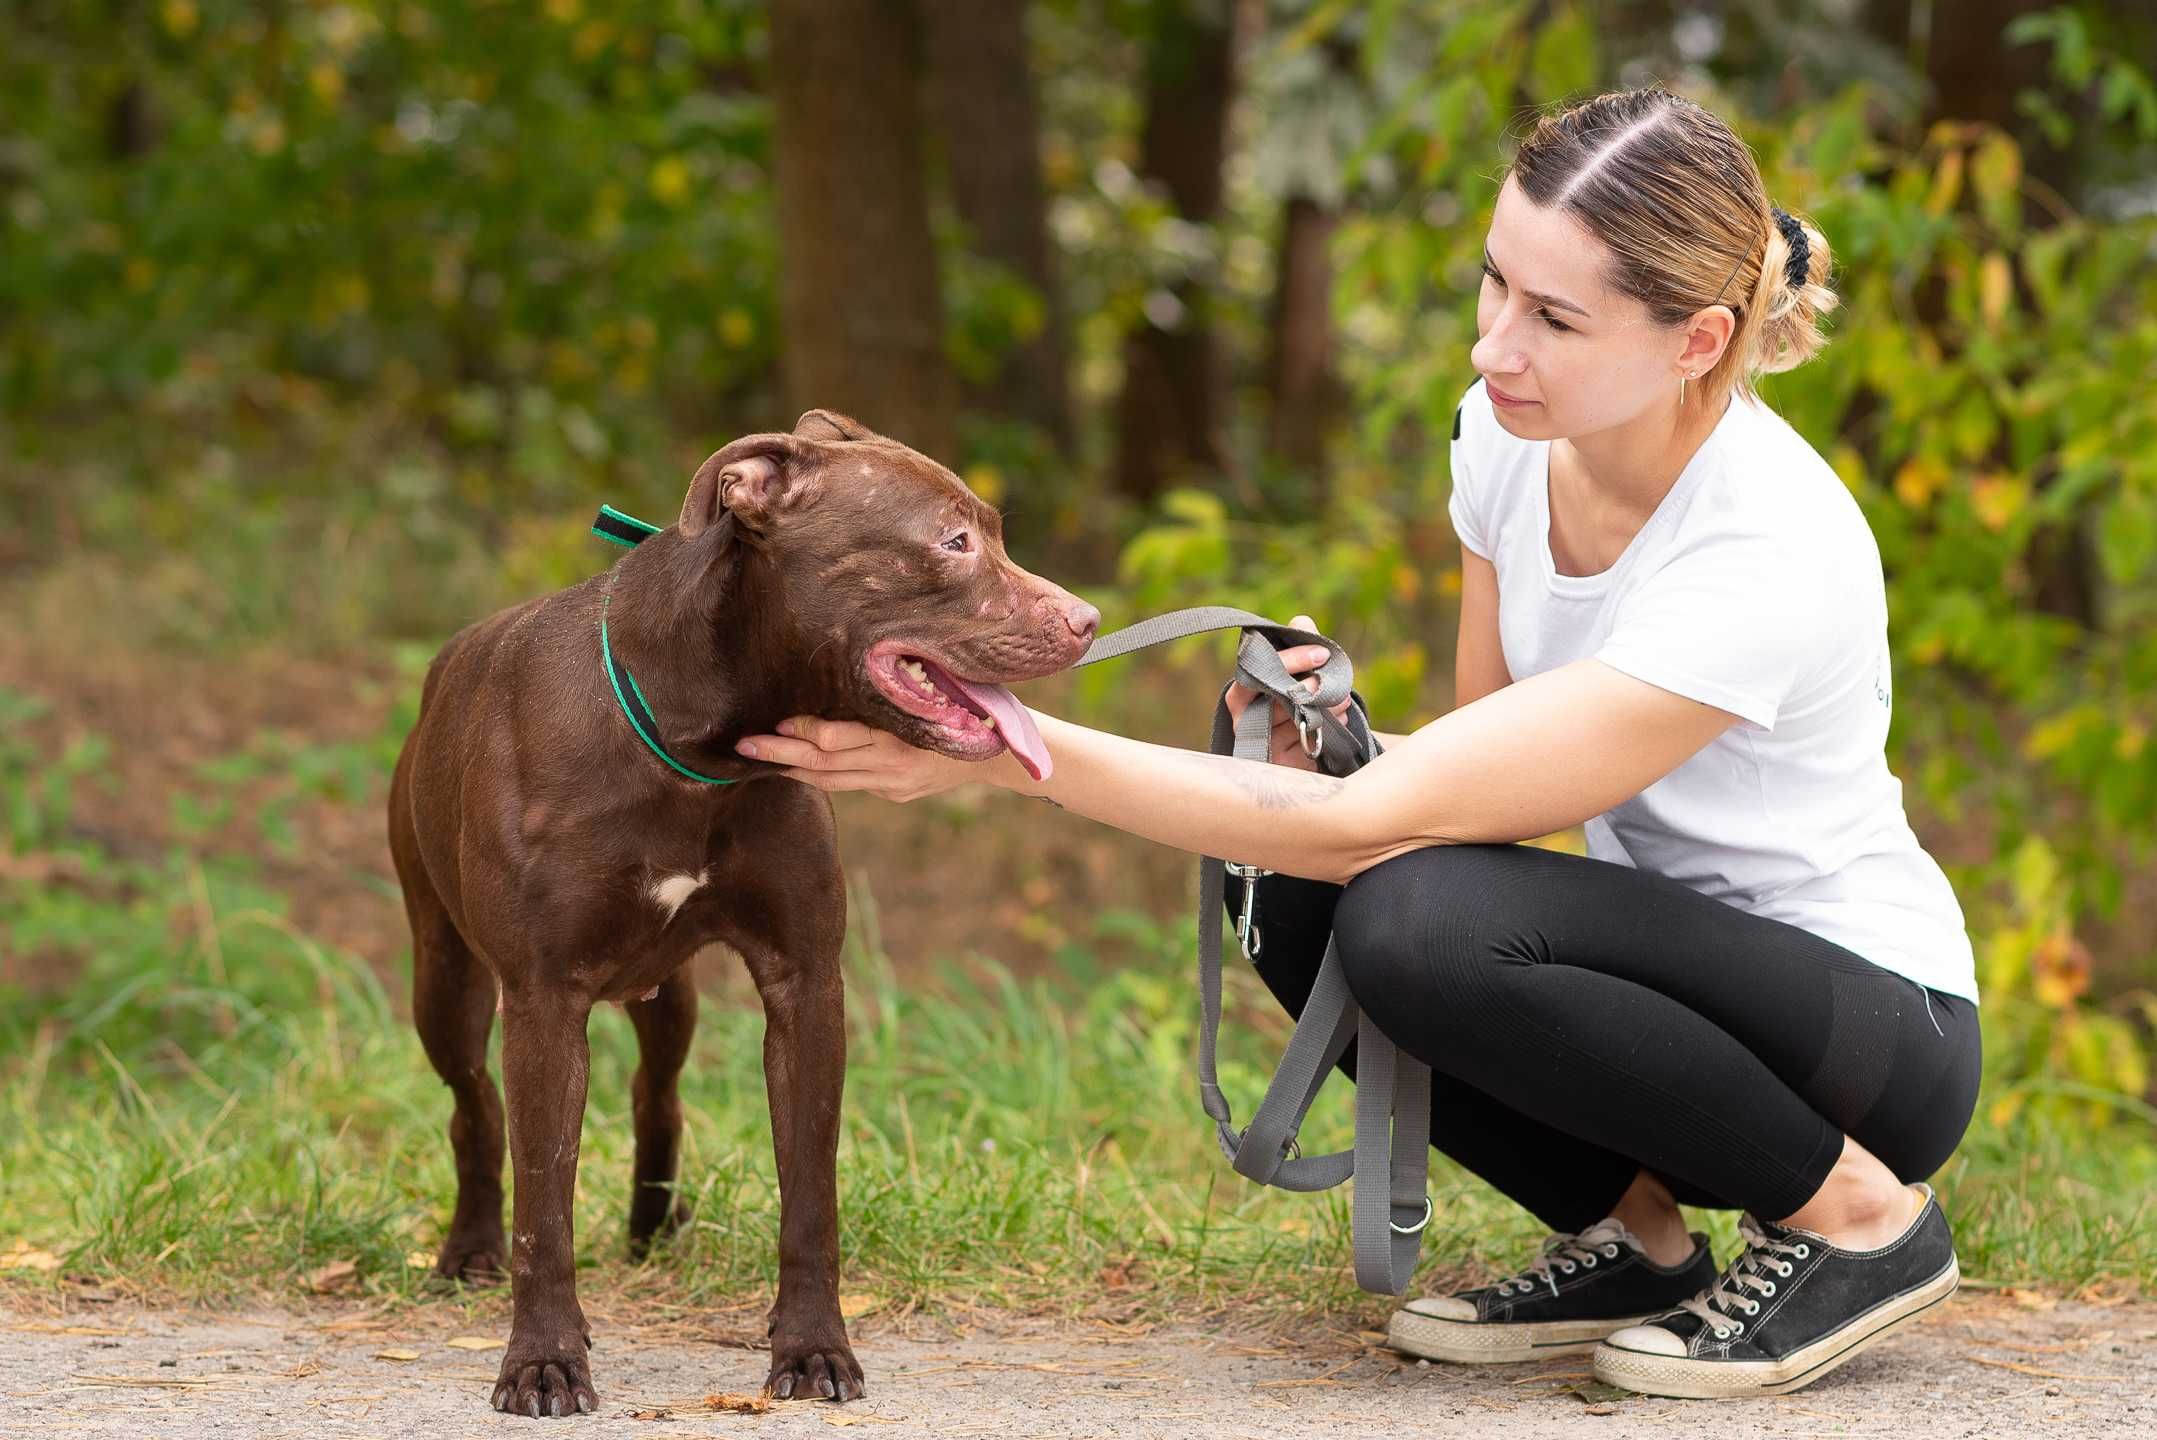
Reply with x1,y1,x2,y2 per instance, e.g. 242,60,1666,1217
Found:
1592,1255,1959,1398
1385,1308,1660,1365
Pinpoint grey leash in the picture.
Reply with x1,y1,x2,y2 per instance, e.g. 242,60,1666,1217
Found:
1072,606,1433,1295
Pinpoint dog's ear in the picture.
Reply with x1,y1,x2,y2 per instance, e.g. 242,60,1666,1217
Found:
793,409,884,444
680,433,801,540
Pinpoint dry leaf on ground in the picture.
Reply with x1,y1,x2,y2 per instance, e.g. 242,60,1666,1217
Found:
374,1348,421,1362
706,1392,772,1414
305,1259,358,1294
446,1336,506,1351
1,1241,64,1272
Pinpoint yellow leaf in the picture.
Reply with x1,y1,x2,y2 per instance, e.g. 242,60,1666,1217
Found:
962,464,1004,506
1970,474,2024,532
1893,457,1947,509
374,1348,421,1363
161,0,198,38
649,155,691,206
404,1250,434,1269
1924,147,1965,216
837,1293,881,1320
1978,252,2012,330
446,1336,507,1351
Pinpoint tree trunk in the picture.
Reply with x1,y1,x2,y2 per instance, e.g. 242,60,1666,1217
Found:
768,0,957,459
1264,196,1341,472
1112,0,1242,504
917,0,1072,451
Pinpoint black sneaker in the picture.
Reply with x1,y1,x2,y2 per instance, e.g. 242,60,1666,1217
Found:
1386,1217,1717,1364
1594,1183,1959,1398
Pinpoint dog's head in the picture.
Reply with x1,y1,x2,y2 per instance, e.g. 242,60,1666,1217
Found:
677,409,1096,780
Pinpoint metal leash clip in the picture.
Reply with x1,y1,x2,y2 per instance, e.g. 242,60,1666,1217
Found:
1224,860,1270,959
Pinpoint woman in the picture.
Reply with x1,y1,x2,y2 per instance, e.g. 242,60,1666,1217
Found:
732,87,1981,1400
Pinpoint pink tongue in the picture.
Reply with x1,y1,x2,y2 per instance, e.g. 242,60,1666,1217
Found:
945,675,1051,781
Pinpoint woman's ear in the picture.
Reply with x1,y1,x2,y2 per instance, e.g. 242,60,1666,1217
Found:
1676,304,1736,380
679,433,801,538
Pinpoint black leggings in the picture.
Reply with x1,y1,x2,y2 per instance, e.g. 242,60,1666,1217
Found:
1232,842,1981,1234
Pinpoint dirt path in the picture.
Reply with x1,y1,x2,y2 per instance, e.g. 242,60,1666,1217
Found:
3,1294,2150,1439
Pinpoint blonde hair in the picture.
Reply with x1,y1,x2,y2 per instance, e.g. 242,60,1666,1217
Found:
1504,87,1838,416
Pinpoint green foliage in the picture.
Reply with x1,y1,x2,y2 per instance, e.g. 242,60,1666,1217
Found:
1115,3,2157,1131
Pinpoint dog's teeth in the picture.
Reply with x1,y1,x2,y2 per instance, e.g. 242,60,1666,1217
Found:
983,714,997,729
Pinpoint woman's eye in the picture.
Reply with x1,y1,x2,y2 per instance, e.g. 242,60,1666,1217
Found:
1541,311,1572,333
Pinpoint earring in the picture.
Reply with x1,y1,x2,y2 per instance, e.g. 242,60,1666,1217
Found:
1679,369,1697,406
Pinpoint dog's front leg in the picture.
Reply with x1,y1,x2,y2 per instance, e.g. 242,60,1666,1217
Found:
745,954,864,1402
491,991,600,1418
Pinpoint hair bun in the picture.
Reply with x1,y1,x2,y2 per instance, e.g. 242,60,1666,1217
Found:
1770,206,1810,290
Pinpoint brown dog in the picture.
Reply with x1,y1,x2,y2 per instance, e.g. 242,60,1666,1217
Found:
386,409,1097,1418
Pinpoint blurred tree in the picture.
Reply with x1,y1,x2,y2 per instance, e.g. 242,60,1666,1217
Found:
1112,0,1246,502
769,0,956,456
919,0,1073,452
1252,11,1373,476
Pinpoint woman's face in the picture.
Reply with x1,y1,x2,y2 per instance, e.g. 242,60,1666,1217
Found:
1469,175,1708,442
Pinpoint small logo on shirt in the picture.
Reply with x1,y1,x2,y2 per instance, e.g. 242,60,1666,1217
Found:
1874,648,1892,713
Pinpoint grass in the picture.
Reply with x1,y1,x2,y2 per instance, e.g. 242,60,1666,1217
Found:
2,833,2152,1326
0,671,2151,1326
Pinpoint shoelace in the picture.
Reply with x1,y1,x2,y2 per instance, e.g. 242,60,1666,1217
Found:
1675,1215,1813,1340
1491,1218,1637,1301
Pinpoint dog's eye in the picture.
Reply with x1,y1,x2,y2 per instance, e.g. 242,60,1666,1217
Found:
941,532,971,553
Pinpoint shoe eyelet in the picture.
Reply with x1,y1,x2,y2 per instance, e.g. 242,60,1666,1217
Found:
1746,1301,1761,1316
1731,1321,1745,1336
1778,1261,1795,1277
1582,1255,1597,1267
1761,1282,1777,1297
1602,1244,1620,1258
1793,1244,1810,1259
1559,1262,1576,1274
1713,1328,1730,1341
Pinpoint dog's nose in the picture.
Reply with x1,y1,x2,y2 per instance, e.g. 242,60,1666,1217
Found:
1063,599,1100,642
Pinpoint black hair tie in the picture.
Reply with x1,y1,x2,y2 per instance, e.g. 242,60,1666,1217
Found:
1770,206,1810,289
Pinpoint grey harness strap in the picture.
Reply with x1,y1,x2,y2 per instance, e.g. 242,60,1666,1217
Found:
1073,607,1433,1294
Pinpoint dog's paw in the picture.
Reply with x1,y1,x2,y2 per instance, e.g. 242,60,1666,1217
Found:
626,1196,692,1261
436,1231,508,1286
491,1329,597,1418
764,1339,865,1402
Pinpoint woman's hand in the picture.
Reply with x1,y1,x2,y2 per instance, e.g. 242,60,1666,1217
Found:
1222,613,1351,772
732,717,976,801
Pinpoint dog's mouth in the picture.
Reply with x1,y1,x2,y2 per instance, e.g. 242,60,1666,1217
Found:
865,645,1051,781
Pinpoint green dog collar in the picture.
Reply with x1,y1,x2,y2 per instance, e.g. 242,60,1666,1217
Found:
594,505,738,786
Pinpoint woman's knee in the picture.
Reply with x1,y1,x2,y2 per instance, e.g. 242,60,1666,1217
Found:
1333,846,1509,1018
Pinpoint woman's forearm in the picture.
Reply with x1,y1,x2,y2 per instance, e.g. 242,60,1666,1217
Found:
982,709,1371,884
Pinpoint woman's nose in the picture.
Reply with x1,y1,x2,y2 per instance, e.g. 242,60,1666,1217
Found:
1468,319,1524,377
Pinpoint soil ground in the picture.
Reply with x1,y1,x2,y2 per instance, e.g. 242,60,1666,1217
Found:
3,1293,2152,1439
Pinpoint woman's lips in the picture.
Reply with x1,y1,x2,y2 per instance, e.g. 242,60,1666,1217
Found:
1485,380,1537,408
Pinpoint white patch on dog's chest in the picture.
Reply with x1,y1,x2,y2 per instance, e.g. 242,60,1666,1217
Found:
648,868,708,924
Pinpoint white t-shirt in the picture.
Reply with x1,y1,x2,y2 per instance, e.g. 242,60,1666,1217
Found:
1447,378,1977,1002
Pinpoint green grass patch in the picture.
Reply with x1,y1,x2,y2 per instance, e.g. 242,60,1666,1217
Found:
2,824,2151,1322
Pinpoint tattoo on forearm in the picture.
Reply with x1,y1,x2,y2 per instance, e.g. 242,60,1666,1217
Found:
1231,763,1348,812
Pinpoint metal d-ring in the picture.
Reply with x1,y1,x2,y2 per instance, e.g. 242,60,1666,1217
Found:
1296,709,1324,759
1390,1195,1434,1236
